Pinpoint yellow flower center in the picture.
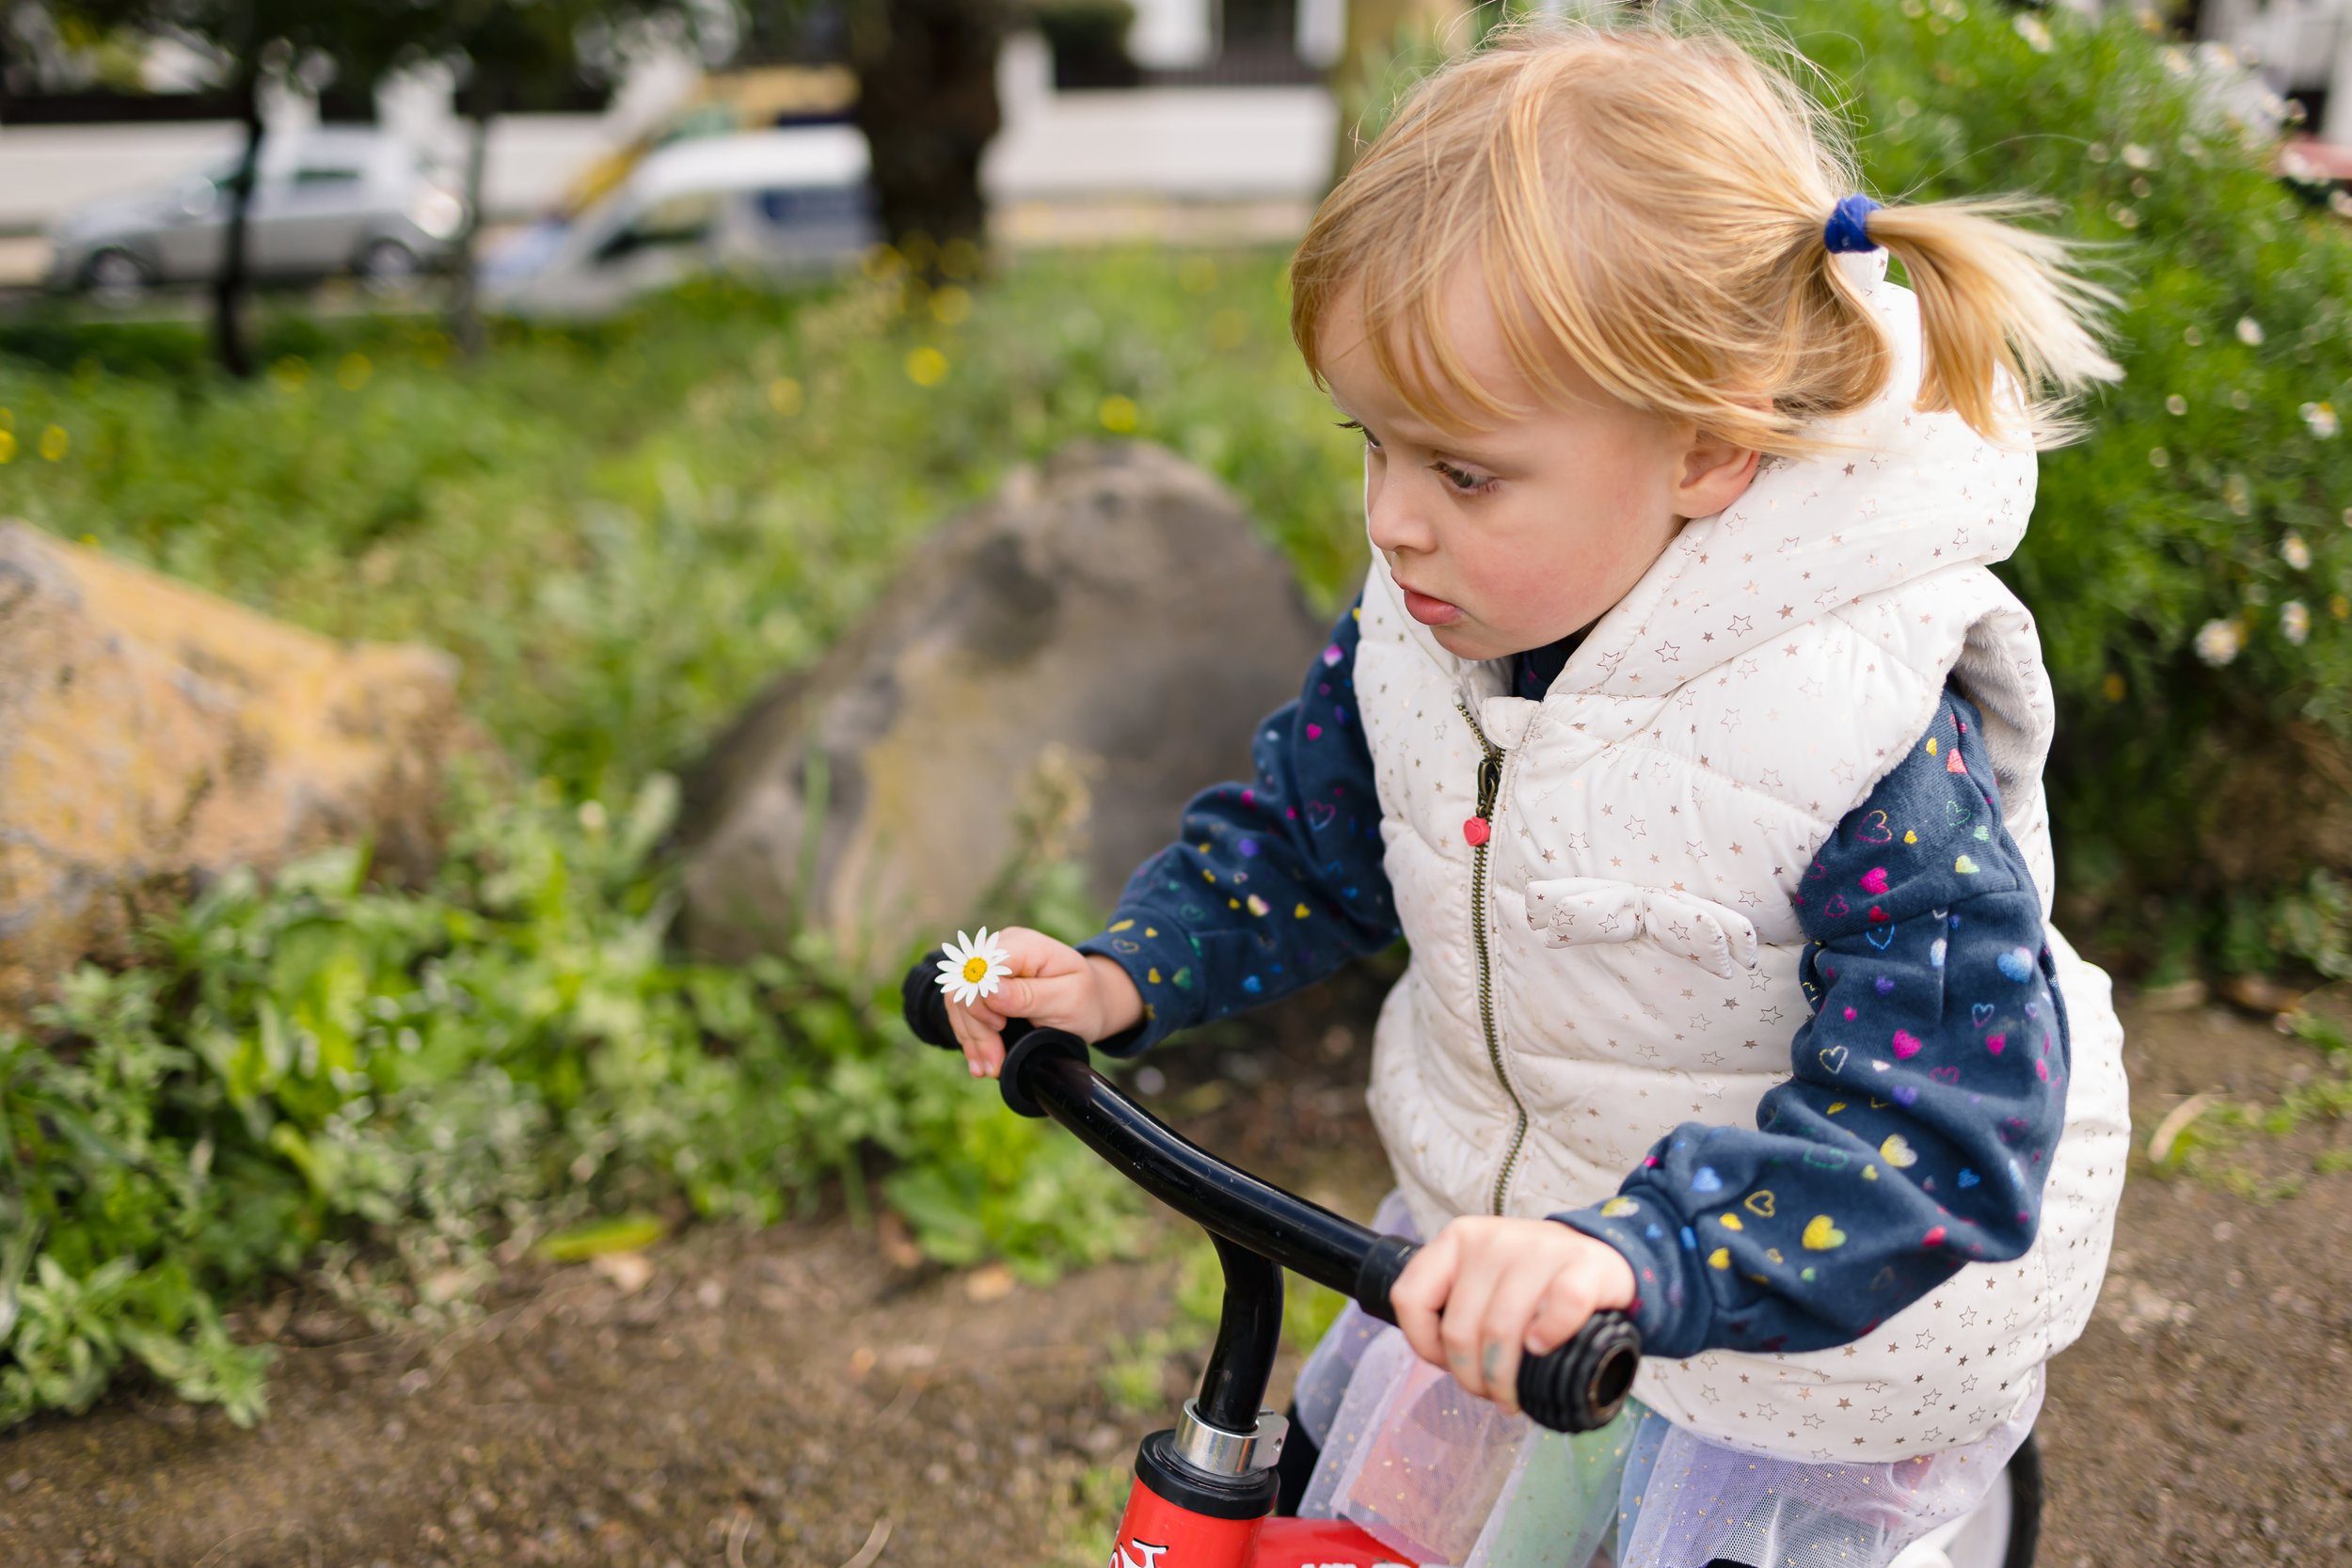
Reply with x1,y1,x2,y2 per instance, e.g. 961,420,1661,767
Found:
961,957,989,984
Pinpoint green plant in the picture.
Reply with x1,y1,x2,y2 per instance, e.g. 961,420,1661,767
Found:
0,778,1144,1427
1772,0,2352,972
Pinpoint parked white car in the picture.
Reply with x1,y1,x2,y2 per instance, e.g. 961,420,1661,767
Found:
478,126,877,319
44,127,466,298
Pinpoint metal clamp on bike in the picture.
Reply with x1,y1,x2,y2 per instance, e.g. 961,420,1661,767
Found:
1171,1400,1287,1477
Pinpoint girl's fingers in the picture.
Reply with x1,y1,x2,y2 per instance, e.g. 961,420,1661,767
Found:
1475,1264,1556,1416
946,1003,1004,1077
990,974,1045,1021
989,973,1102,1042
1437,1243,1502,1400
1524,1273,1600,1361
1389,1230,1458,1371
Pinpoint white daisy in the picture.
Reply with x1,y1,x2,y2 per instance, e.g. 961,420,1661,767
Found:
2194,618,2244,667
935,927,1011,1006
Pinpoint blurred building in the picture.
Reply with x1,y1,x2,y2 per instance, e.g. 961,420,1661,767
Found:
2163,0,2352,143
0,7,1344,283
1127,0,1345,77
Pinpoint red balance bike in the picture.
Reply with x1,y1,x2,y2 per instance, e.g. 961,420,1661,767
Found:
901,963,2042,1568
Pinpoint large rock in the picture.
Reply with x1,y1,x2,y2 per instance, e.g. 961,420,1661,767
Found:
679,441,1331,969
0,524,476,1026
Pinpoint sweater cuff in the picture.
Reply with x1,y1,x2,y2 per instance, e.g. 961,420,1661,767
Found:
1074,911,1204,1057
1551,1189,1714,1361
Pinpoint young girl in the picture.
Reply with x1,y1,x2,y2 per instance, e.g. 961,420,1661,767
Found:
941,15,2129,1566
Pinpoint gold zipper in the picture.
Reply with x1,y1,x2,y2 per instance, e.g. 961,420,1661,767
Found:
1454,696,1529,1216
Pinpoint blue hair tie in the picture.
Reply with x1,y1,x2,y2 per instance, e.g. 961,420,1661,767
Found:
1823,195,1882,254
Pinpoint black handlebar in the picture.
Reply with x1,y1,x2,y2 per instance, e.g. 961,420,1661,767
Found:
901,953,1641,1435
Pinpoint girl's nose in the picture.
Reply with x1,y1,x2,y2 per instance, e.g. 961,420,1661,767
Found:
1364,453,1437,556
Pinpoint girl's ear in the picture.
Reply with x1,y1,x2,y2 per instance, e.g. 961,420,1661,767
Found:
1670,421,1763,522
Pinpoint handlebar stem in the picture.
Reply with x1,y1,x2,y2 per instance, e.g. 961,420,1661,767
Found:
1195,1231,1284,1434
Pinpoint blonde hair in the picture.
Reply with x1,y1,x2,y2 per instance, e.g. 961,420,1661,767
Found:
1290,11,2121,452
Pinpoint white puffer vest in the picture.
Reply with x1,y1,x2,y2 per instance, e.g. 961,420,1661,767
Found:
1356,260,2129,1462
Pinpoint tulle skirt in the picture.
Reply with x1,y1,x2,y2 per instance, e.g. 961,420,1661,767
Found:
1291,1196,2042,1568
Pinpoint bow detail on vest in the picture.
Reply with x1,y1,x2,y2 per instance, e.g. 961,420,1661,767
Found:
1525,878,1762,981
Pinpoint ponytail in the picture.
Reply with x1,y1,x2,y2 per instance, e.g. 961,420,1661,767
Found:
1855,198,2122,447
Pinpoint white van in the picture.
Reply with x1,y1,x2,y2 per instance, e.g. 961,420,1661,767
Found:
480,126,876,319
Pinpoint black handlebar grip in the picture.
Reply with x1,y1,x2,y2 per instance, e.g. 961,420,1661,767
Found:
1351,1235,1641,1433
1351,1234,1419,1324
1517,1309,1642,1433
994,1026,1088,1118
902,950,961,1050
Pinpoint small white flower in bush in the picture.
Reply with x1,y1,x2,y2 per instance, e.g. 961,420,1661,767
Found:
2303,402,2340,438
2282,531,2314,569
2195,618,2245,666
2166,393,2188,415
2237,316,2265,346
2283,600,2312,644
2122,143,2154,169
2013,11,2054,52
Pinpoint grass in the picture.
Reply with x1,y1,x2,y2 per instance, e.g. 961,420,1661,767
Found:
0,249,1367,800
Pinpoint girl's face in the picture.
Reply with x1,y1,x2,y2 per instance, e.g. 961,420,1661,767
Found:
1319,264,1761,663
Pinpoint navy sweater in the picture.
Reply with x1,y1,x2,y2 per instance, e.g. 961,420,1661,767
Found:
1075,600,2069,1360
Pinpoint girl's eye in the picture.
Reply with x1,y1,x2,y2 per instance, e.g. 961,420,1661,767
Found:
1434,460,1497,496
1336,418,1382,451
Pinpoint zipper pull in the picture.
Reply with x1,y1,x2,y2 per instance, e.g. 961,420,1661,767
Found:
1465,753,1502,847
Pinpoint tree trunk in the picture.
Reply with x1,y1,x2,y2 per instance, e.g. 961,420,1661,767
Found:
448,70,497,361
215,63,264,379
848,0,1007,263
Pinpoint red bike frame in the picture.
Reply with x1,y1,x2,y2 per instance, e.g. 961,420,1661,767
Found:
1109,1489,1406,1568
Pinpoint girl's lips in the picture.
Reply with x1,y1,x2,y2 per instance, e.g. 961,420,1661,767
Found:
1401,586,1464,626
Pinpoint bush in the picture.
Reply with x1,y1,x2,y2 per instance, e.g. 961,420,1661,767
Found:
1776,0,2352,974
0,776,1144,1427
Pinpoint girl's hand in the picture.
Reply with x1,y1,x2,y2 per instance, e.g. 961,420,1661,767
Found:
1390,1216,1639,1414
944,926,1145,1079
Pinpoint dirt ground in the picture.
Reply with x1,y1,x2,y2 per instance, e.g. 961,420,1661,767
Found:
1,979,2347,1568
